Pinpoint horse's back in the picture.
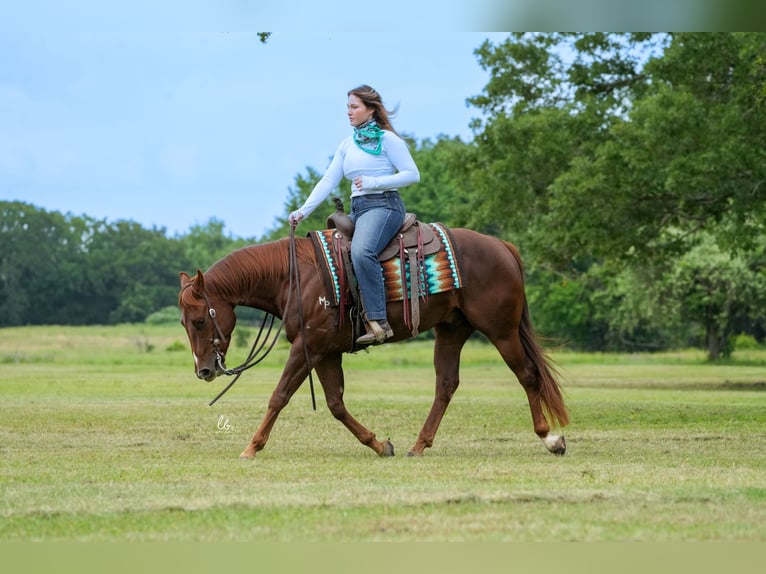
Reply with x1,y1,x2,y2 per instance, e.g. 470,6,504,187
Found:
446,228,527,327
449,228,524,283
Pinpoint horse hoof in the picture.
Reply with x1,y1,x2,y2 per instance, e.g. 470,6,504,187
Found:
543,434,566,456
380,439,395,457
239,449,256,459
406,450,424,457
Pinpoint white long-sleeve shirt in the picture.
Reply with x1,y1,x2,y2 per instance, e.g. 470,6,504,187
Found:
297,130,420,218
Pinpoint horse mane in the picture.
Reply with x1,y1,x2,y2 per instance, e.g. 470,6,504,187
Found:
205,237,315,300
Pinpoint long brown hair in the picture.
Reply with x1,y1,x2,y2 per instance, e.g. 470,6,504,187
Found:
348,84,399,135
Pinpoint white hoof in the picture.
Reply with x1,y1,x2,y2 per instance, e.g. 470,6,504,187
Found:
543,434,566,456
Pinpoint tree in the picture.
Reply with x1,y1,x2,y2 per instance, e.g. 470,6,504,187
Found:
665,236,766,359
0,201,94,326
525,268,609,351
451,33,766,356
456,33,658,263
177,218,251,271
462,33,766,265
83,220,190,323
405,136,469,227
549,34,766,265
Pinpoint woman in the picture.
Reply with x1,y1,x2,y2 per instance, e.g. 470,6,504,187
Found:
289,85,420,344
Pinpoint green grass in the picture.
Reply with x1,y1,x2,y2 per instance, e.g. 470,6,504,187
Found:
1,325,765,541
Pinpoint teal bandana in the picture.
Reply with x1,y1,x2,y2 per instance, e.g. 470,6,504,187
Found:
353,119,383,155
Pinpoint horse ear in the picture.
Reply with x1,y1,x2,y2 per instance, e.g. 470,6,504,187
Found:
193,269,205,295
179,272,191,288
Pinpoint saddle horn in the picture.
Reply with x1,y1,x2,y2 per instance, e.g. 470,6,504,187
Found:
326,196,356,237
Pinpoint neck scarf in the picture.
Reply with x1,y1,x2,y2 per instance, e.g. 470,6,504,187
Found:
353,119,383,155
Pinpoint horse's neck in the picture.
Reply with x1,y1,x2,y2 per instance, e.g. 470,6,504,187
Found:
207,240,291,315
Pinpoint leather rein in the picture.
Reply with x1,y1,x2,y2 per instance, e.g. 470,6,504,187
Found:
185,225,316,409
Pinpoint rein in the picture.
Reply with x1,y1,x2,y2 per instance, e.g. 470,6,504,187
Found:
199,226,316,409
206,305,281,406
288,223,317,411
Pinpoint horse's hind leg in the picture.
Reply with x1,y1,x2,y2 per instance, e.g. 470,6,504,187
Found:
490,332,566,455
408,318,474,456
314,353,394,457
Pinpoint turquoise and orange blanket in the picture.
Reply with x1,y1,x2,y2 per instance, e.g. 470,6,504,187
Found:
308,222,463,308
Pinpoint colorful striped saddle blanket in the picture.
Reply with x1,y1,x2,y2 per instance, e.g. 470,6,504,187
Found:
308,222,463,337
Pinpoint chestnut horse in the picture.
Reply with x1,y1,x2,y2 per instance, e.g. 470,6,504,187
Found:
178,227,568,459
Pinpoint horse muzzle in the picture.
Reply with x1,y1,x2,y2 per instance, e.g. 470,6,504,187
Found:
196,353,224,381
197,367,218,382
197,341,231,380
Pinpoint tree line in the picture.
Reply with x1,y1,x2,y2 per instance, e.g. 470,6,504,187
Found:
3,33,765,359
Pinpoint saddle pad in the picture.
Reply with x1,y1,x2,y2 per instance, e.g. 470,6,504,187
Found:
309,222,463,306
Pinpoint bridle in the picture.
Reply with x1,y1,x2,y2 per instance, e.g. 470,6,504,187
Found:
201,290,282,406
204,290,279,372
181,225,316,408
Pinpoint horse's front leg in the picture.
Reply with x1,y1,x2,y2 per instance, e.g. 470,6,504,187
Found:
314,353,394,457
408,322,473,456
239,343,310,459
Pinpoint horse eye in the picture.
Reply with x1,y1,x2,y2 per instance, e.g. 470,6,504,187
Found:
193,319,206,330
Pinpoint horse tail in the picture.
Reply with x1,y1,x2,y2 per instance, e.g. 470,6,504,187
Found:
502,241,570,429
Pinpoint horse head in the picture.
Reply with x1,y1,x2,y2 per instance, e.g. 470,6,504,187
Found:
178,270,237,381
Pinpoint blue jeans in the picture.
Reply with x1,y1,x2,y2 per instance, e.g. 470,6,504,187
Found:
349,191,406,321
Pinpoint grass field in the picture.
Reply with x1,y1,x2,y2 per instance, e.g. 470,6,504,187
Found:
1,324,765,542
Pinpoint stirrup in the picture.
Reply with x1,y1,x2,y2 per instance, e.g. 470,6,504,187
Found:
356,319,393,345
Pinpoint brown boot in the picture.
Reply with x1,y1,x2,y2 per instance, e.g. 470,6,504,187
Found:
356,319,394,345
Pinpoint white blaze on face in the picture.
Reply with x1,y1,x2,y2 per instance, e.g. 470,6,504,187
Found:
193,352,201,371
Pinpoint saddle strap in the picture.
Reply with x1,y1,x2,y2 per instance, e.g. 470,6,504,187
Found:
397,226,425,338
335,233,362,332
399,234,410,333
342,244,359,303
409,254,420,336
418,225,427,302
333,233,347,329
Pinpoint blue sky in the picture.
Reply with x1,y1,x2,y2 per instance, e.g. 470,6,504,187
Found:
2,16,508,239
3,1,731,240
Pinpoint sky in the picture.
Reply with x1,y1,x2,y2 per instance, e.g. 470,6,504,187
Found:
2,2,739,241
1,15,510,239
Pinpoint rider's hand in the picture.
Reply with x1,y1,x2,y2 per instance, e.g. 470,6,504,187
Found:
288,210,304,226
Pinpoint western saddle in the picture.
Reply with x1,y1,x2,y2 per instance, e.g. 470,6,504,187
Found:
325,197,441,345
